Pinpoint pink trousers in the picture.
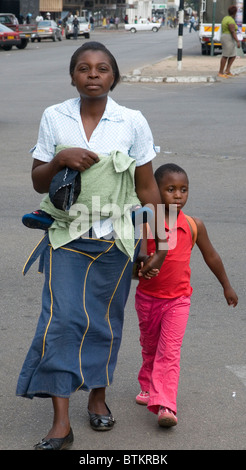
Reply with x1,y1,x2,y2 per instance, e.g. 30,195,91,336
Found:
135,289,191,415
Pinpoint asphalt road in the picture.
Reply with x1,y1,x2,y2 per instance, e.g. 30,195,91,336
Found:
0,28,245,456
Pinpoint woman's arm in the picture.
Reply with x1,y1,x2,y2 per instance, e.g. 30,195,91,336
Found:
194,217,238,307
32,148,99,193
135,162,168,275
137,224,160,279
228,23,240,47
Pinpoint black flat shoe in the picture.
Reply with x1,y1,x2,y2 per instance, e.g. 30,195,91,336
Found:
34,428,74,450
88,404,115,431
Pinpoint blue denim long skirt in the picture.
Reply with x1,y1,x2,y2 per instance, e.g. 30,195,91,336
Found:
16,235,140,399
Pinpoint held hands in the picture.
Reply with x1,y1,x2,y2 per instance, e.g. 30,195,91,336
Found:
56,147,99,172
138,252,162,279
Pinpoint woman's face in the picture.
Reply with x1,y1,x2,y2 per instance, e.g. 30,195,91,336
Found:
71,50,115,99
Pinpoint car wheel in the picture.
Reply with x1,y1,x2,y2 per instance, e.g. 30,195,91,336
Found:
201,44,210,55
84,33,90,39
152,27,158,32
130,28,137,33
2,45,12,50
66,34,70,39
16,38,28,49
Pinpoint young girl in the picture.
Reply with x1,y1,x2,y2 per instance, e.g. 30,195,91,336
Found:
16,42,166,450
135,163,238,427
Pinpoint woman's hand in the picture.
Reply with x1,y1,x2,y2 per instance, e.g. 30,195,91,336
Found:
55,147,99,172
32,148,99,193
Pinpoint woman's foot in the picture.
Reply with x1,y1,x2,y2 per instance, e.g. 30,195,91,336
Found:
34,428,74,450
34,396,73,449
88,388,109,415
88,388,115,431
45,422,71,440
42,396,71,439
88,404,115,431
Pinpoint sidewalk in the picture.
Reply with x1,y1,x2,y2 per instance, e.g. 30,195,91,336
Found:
121,54,246,83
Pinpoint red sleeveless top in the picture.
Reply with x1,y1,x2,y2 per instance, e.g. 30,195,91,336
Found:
137,210,195,299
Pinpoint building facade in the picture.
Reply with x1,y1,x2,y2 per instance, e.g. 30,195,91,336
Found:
0,0,158,23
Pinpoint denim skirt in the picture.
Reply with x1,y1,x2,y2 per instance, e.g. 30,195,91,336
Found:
16,235,140,399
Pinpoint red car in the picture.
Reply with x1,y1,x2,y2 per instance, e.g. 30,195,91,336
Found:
0,23,26,50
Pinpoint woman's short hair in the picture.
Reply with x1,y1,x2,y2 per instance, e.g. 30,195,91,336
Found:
228,5,237,16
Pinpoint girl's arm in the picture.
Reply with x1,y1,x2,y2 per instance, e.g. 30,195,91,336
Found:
135,162,167,276
194,217,238,307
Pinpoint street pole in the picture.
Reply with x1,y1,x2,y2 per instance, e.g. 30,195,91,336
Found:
210,0,217,56
177,0,184,70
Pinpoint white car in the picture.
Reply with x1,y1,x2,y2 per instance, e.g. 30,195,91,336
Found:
125,18,161,33
65,17,90,39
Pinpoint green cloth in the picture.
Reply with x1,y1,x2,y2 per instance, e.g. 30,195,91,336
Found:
221,16,238,34
40,147,141,260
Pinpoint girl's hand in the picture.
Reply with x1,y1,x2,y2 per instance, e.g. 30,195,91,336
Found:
139,264,159,279
138,252,162,279
224,286,238,307
56,147,99,172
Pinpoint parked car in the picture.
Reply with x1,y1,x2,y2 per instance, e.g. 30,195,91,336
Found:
0,23,26,50
0,13,31,48
31,20,62,42
125,18,161,33
65,17,90,39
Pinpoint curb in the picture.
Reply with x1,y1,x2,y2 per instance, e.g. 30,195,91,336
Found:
121,74,217,83
121,64,246,84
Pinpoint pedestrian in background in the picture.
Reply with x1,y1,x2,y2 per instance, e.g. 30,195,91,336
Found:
189,15,196,32
89,15,94,31
218,6,241,77
135,163,238,427
73,15,79,39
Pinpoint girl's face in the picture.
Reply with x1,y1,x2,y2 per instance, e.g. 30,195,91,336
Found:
71,50,115,99
158,172,189,213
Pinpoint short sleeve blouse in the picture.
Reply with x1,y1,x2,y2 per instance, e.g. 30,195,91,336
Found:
221,15,238,34
31,96,156,167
